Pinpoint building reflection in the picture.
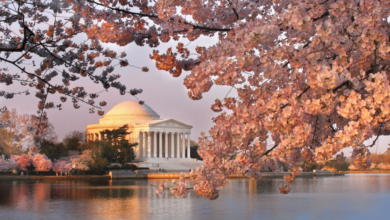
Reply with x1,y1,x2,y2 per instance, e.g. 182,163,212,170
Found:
0,176,329,219
1,175,390,219
0,179,198,219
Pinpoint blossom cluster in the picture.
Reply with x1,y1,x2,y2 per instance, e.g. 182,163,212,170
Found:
1,152,81,173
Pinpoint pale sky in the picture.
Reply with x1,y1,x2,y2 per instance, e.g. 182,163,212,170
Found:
1,37,232,144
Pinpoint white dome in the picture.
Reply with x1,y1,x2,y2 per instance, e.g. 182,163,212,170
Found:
105,101,160,118
98,101,160,126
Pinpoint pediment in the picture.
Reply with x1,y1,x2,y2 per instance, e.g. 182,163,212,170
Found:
149,119,192,129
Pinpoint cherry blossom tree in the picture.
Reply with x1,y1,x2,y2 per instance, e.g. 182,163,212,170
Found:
0,109,31,156
145,0,389,198
52,160,72,173
0,108,57,153
11,153,32,171
0,159,15,172
377,163,390,170
32,153,52,171
369,152,390,169
348,164,358,171
68,150,92,170
0,0,146,146
2,0,390,199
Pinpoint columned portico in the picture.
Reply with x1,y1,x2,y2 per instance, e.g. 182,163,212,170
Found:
134,129,192,159
86,101,200,170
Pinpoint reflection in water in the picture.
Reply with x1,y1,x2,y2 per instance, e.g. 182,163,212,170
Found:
0,175,390,220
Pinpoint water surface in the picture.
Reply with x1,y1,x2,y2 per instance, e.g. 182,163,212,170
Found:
0,174,389,220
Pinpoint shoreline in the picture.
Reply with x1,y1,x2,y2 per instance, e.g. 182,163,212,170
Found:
0,171,345,181
0,175,110,181
340,170,390,174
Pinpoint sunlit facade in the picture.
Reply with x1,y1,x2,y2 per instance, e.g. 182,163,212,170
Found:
86,101,198,169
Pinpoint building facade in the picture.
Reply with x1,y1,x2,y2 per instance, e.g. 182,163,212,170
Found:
86,101,193,163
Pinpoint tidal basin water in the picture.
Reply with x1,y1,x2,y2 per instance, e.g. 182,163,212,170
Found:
0,174,389,220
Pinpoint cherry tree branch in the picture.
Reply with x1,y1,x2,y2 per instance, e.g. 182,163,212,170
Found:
312,11,330,22
85,0,232,32
311,115,319,148
0,11,34,52
333,80,352,93
0,57,54,88
262,144,278,157
227,0,239,20
368,123,383,148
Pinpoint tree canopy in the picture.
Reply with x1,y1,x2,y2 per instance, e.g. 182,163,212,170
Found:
39,139,68,160
63,130,86,152
2,0,390,199
99,124,137,164
0,108,55,155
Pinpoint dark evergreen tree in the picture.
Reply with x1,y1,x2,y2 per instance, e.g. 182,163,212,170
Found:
63,131,86,152
100,125,137,165
39,139,68,160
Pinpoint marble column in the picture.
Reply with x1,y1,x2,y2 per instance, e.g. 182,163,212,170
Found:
139,132,143,158
181,133,185,158
187,133,191,158
147,132,151,158
165,132,168,158
143,132,147,158
159,132,162,158
176,132,180,158
153,132,157,158
170,133,175,158
134,133,138,158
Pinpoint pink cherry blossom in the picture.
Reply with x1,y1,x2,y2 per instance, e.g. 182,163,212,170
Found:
0,159,15,171
52,160,72,173
11,154,32,172
69,150,92,170
156,183,167,196
32,153,52,172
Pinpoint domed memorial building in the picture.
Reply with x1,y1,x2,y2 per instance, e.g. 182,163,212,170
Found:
86,101,200,170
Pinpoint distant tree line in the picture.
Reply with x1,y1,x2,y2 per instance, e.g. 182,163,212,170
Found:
39,125,137,174
0,109,138,174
